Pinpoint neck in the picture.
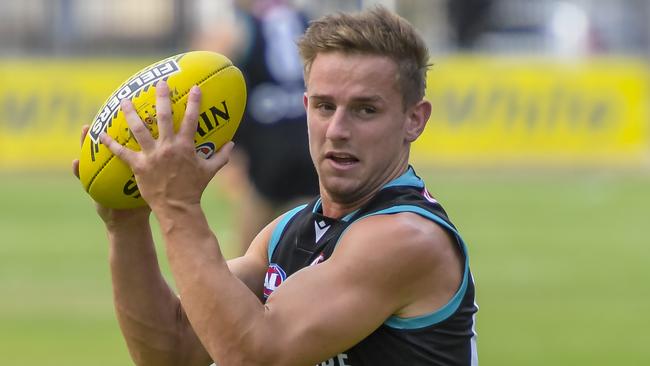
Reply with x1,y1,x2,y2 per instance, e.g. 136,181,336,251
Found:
319,193,372,219
319,164,410,219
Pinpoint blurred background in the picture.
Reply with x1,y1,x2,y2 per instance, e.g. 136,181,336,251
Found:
0,0,649,365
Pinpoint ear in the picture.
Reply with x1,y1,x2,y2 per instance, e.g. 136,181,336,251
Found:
303,92,309,111
404,100,432,142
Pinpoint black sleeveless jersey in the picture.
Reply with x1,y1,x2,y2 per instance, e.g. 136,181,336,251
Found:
262,167,479,366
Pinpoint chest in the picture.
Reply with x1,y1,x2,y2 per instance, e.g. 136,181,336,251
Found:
263,213,350,300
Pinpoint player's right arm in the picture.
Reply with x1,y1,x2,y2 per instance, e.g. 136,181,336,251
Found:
100,210,272,366
103,207,206,365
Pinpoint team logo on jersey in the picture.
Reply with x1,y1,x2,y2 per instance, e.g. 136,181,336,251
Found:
314,220,330,243
422,187,438,204
195,142,215,159
263,263,287,298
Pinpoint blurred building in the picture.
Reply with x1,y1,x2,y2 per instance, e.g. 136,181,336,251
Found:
0,0,648,57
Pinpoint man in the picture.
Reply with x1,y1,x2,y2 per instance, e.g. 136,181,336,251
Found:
75,6,478,366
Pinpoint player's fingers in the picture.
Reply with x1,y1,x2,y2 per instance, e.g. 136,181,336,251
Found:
72,159,80,179
121,99,156,151
204,141,234,175
155,80,175,141
80,125,90,147
179,86,201,141
100,132,136,167
74,125,89,180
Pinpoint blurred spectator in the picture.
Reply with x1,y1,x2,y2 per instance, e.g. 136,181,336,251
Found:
193,0,318,255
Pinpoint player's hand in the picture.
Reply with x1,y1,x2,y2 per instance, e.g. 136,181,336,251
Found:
73,125,150,227
99,81,234,212
71,124,90,181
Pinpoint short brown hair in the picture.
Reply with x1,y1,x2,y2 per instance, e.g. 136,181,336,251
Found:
297,6,430,108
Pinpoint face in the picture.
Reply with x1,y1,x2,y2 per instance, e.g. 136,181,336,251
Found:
304,52,431,205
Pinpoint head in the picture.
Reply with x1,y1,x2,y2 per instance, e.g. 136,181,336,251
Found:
298,5,430,109
298,6,432,208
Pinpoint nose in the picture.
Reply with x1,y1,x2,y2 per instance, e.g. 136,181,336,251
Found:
325,109,351,141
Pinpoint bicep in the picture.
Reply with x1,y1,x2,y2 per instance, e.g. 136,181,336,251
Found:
262,258,399,363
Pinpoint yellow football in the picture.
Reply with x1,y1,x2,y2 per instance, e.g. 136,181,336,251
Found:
79,51,246,209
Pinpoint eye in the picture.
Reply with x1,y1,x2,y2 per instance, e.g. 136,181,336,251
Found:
315,102,335,113
357,105,377,117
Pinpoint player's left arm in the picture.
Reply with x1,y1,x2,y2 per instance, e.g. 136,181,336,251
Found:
156,208,462,366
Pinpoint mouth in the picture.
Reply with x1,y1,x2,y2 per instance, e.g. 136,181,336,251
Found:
325,151,360,166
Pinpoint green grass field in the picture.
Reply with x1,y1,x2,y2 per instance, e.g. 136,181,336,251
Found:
0,169,648,365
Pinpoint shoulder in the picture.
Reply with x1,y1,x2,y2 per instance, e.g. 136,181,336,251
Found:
332,212,463,317
340,212,456,265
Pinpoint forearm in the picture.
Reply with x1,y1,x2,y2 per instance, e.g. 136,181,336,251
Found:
156,203,274,365
107,218,208,365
